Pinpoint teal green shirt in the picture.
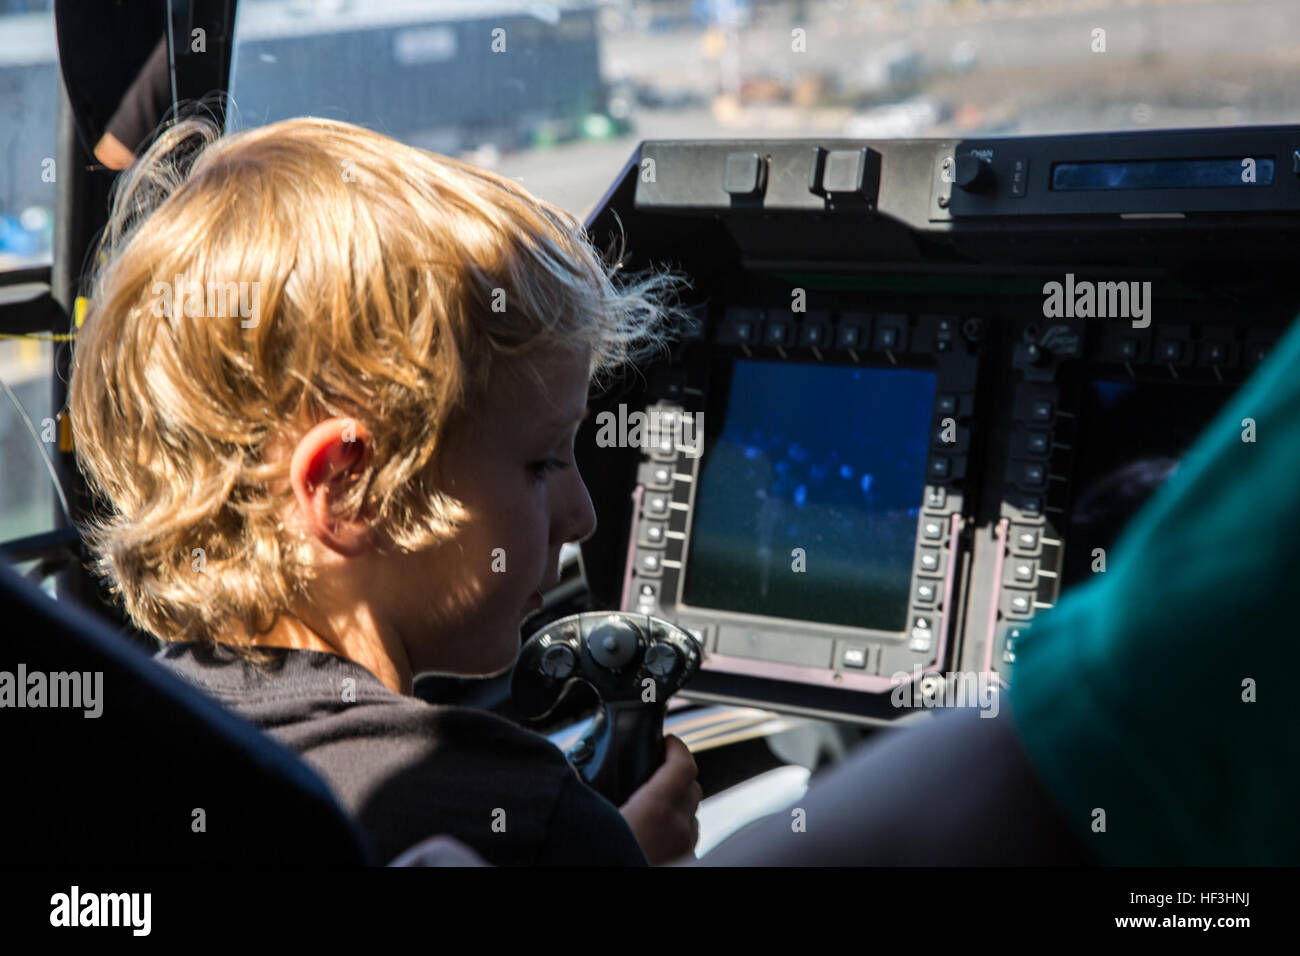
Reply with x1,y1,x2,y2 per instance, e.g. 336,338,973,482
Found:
1009,316,1300,865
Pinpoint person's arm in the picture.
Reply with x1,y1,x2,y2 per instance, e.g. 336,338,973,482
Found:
95,37,172,170
93,130,137,171
543,773,650,866
690,705,1095,866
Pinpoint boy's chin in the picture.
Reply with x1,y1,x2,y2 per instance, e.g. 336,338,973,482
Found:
474,624,526,678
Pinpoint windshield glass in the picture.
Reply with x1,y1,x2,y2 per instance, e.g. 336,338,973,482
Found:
0,0,56,268
226,0,1296,218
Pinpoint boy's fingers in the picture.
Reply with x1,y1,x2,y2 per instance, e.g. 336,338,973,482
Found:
663,734,698,779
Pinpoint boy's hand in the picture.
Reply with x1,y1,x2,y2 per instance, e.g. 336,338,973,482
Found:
619,735,703,865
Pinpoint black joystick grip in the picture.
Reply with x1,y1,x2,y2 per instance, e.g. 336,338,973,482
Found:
511,612,702,806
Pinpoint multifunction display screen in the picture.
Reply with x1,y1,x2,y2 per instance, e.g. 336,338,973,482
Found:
683,359,937,632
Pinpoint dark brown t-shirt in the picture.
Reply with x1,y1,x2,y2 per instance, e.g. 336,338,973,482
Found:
157,642,647,866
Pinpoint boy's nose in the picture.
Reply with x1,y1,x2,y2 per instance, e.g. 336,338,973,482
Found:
563,472,598,546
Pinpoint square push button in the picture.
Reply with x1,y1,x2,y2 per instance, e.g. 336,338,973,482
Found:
800,324,829,348
650,432,677,461
765,321,791,347
841,647,868,669
1011,526,1040,553
723,152,765,197
918,548,943,575
1012,559,1036,583
915,581,938,605
1156,340,1183,362
1029,399,1054,423
1026,432,1050,456
638,520,667,547
921,516,945,541
1009,493,1043,518
718,309,761,346
823,148,869,194
1007,592,1033,616
908,616,933,652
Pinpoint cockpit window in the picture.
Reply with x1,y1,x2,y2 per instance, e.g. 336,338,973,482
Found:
227,0,1294,219
0,0,56,268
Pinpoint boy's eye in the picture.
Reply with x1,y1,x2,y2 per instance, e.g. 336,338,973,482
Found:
528,457,570,480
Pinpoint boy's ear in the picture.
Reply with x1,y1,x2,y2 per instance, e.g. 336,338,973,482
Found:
290,418,373,557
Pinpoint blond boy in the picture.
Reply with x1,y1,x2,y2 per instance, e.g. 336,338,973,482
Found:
68,117,700,865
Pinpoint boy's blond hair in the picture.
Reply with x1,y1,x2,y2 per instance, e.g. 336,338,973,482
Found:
69,116,688,650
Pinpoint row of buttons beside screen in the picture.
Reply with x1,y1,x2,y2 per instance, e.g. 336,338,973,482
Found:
1001,524,1057,620
636,486,686,579
637,405,697,463
716,308,967,355
910,506,954,654
1095,325,1278,371
930,389,975,486
1001,382,1064,626
632,403,695,601
1005,389,1065,516
681,620,888,673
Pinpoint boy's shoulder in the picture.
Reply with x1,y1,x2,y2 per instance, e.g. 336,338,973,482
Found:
156,640,550,749
156,642,647,865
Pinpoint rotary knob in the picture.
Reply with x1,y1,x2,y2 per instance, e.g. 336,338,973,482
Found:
644,643,680,678
540,644,576,680
954,154,996,193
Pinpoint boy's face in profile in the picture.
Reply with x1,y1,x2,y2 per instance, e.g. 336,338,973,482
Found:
375,345,597,677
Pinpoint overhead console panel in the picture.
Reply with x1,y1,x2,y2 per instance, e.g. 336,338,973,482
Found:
578,125,1300,725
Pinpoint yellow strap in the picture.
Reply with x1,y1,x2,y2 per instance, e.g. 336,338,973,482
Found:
0,296,85,341
58,410,74,452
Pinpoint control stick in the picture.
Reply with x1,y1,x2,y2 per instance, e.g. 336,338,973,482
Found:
512,612,702,806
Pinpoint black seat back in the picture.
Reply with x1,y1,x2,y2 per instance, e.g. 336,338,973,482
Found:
0,560,372,865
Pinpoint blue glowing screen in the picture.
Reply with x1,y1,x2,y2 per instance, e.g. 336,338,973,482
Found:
682,359,937,632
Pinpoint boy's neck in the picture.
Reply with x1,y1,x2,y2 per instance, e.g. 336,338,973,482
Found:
240,614,413,695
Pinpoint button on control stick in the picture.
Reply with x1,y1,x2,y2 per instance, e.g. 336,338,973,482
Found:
587,617,640,670
540,644,576,680
644,642,680,678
